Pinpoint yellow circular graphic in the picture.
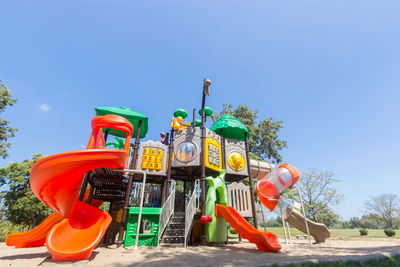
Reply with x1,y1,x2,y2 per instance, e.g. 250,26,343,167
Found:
228,151,245,171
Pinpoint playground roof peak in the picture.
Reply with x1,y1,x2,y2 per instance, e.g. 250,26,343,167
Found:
210,114,249,141
95,106,148,138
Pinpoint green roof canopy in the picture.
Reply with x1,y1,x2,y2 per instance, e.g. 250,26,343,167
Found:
95,106,148,138
198,106,213,117
210,114,249,141
173,108,188,119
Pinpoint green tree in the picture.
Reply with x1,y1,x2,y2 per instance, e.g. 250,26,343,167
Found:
364,194,400,229
0,80,17,159
212,104,287,163
0,154,52,228
284,169,343,227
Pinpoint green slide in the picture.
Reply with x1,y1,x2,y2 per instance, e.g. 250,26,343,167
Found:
205,169,228,243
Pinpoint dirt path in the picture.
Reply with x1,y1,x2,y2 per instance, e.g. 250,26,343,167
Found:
1,238,400,267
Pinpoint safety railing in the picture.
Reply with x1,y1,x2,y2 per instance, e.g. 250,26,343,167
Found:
184,179,200,248
116,169,146,251
158,180,176,244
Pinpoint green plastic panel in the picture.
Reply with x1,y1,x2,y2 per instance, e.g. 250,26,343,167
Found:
124,207,161,247
210,114,249,141
95,106,149,138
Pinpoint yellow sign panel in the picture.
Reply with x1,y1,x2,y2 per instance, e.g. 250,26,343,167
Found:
205,137,222,171
227,151,245,171
141,147,165,171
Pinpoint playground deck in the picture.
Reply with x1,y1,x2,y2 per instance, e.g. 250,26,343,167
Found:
2,238,400,267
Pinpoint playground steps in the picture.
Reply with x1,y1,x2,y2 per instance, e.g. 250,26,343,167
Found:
160,211,185,244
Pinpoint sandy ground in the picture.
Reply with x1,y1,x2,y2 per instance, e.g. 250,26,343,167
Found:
1,238,400,267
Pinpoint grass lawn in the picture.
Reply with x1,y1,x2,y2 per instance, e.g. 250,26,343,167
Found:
228,227,400,239
270,254,400,267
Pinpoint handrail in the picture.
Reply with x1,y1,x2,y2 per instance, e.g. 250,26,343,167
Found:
184,179,200,248
158,180,176,244
293,186,312,247
116,169,146,251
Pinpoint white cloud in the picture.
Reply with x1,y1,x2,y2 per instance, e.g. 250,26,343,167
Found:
39,104,51,112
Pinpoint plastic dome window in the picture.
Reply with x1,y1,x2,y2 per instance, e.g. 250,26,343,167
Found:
176,141,198,162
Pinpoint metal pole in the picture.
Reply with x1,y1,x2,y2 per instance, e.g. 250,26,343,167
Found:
279,201,288,245
220,129,226,170
286,222,292,244
244,133,258,229
133,170,146,251
295,186,312,247
104,129,109,143
183,180,187,207
116,169,146,250
117,120,142,246
163,127,175,205
200,78,210,246
260,203,267,232
78,171,92,201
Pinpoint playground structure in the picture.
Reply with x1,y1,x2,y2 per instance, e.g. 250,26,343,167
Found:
5,79,330,261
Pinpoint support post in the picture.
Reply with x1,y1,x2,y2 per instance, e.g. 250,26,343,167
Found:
183,180,187,209
78,129,108,201
220,129,226,170
295,186,312,247
200,78,210,246
163,127,175,205
78,171,92,201
245,133,258,229
116,120,142,246
260,203,267,232
279,201,288,245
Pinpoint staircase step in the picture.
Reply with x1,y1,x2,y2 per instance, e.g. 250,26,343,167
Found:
166,222,184,230
161,236,184,244
171,216,185,223
164,228,185,237
158,243,184,248
173,211,185,217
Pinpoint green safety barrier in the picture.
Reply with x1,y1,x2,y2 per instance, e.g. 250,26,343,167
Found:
124,207,161,247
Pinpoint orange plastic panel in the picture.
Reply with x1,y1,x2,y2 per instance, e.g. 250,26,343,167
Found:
46,201,111,261
8,114,134,261
215,204,281,252
5,188,102,249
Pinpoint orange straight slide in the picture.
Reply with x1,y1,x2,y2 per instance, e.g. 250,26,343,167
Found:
215,204,281,252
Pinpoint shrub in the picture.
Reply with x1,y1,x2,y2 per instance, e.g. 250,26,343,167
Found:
229,228,237,235
359,229,368,236
384,229,396,237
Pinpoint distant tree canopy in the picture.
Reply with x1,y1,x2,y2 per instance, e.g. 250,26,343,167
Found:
0,80,17,159
344,214,386,229
364,194,400,229
212,104,287,163
0,154,52,228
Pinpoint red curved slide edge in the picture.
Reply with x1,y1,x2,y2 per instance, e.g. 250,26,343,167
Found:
215,204,281,252
5,189,103,248
30,149,128,261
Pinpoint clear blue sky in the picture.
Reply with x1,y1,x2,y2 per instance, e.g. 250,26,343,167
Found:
1,1,399,220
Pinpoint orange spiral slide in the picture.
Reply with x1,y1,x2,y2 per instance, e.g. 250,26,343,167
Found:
6,115,133,261
5,190,102,249
215,204,281,252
